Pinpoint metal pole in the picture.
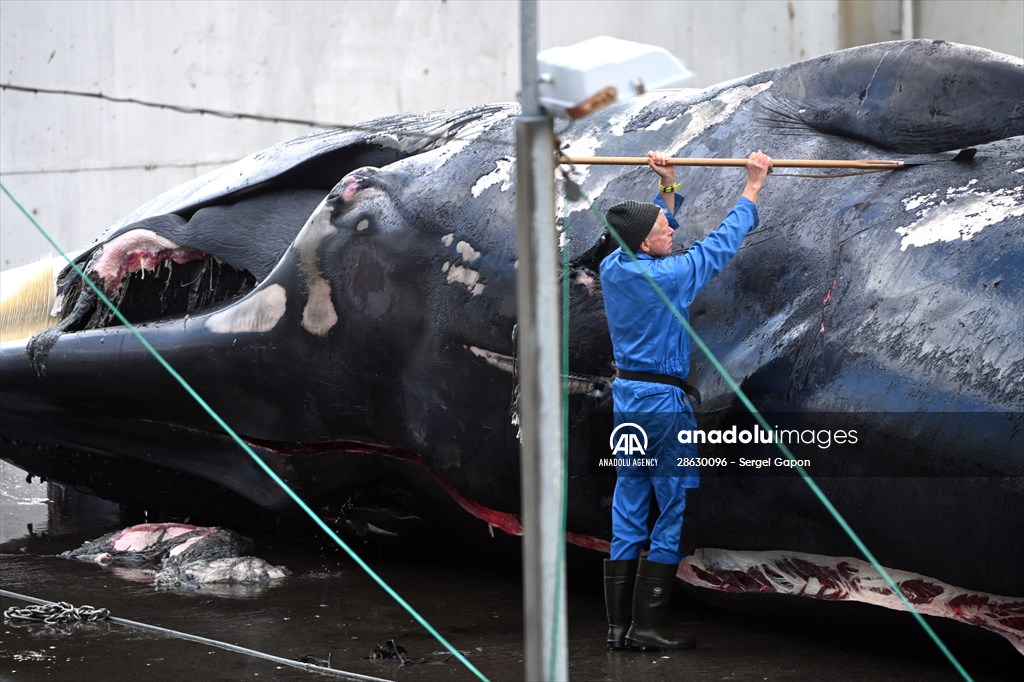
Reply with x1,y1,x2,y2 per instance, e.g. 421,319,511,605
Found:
516,1,568,680
901,0,915,40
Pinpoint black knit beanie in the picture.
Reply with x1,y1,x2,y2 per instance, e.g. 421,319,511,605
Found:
605,200,661,253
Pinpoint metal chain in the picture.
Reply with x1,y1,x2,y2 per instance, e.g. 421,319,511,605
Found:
4,601,110,624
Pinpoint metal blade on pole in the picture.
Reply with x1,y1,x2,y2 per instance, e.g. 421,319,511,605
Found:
517,1,568,681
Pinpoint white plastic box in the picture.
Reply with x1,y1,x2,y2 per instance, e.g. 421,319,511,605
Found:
536,36,693,112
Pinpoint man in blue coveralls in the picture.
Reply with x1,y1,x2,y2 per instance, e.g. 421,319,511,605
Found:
601,150,772,651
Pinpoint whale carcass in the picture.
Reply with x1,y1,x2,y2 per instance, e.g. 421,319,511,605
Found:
1,40,1021,651
58,523,290,591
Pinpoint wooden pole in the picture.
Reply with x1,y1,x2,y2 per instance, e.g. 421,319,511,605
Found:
557,155,903,169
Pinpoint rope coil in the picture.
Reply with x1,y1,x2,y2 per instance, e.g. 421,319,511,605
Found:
1,588,389,681
4,601,110,624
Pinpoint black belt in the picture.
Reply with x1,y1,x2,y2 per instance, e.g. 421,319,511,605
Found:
615,370,702,407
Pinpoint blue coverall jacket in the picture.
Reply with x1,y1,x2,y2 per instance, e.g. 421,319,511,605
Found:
600,193,759,564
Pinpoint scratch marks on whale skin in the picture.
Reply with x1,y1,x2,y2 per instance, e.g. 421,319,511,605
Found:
896,181,1024,251
858,43,909,112
859,48,891,112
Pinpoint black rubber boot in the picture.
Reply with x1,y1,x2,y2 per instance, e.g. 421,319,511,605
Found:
624,558,696,651
603,558,637,649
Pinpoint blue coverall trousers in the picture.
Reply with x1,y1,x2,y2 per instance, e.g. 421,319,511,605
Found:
610,378,699,565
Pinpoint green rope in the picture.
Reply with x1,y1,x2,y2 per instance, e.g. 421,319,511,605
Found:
0,182,490,682
575,183,971,681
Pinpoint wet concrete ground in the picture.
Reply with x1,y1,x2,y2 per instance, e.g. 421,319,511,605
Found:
1,462,1019,681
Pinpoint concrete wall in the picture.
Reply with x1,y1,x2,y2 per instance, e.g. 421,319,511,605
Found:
1,0,522,268
1,0,1020,269
916,0,1024,56
842,0,1024,54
